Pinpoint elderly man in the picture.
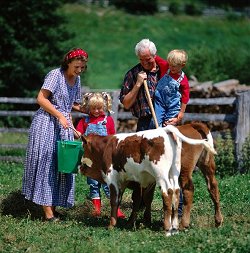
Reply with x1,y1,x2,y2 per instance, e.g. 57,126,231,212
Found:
119,38,167,131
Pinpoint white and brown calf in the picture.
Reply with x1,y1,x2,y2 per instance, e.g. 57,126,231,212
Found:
126,122,223,230
79,125,216,236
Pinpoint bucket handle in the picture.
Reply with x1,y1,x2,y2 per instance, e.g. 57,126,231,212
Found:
68,126,82,140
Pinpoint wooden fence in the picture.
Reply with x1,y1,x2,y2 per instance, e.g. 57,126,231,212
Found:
0,90,250,165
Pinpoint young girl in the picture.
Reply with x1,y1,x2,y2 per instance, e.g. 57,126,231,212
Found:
75,92,125,218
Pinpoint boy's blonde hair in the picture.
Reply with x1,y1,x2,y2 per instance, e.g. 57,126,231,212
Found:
167,49,188,66
82,92,113,114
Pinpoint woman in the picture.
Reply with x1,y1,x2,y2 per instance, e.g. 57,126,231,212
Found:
22,48,88,221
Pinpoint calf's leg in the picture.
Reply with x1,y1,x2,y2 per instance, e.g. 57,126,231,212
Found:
126,182,142,228
198,154,223,227
179,170,194,230
162,189,173,237
142,183,155,226
108,184,120,229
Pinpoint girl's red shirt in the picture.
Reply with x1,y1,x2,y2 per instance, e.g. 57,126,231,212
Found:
76,114,116,135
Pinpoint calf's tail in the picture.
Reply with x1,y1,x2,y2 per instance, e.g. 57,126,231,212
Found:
163,125,217,155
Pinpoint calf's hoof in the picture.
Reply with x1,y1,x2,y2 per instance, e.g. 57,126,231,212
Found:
165,228,179,237
215,215,224,227
179,222,189,231
171,228,179,236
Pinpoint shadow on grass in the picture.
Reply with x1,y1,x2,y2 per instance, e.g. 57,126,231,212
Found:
0,191,130,228
0,190,43,220
0,190,163,231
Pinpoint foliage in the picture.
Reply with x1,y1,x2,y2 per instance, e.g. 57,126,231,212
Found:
186,45,250,84
214,131,237,177
60,4,250,90
239,135,250,174
0,0,71,97
203,0,249,8
169,1,181,15
184,3,202,16
110,0,158,14
0,2,250,95
169,1,203,16
0,162,250,252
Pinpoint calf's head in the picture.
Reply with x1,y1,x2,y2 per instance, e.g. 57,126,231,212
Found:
79,135,110,184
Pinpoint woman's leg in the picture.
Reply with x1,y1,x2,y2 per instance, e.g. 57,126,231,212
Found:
43,206,54,219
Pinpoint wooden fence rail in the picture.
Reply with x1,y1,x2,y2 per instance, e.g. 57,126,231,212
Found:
0,90,250,166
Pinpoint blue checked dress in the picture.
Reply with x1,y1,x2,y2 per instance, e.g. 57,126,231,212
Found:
22,68,81,207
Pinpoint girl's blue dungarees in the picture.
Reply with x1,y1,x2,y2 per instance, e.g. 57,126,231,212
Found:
153,70,184,127
84,116,110,199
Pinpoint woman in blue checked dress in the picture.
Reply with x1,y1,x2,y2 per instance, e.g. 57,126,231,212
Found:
22,48,88,221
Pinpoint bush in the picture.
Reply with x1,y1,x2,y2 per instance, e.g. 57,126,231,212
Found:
184,3,202,16
110,0,158,14
168,2,181,15
214,131,237,177
239,136,250,174
186,45,250,84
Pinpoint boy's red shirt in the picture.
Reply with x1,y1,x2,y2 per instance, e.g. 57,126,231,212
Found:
155,55,189,104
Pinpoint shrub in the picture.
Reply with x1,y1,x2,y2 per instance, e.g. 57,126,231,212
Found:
168,2,181,15
214,130,237,177
239,135,250,174
110,0,158,14
186,45,250,84
184,3,202,16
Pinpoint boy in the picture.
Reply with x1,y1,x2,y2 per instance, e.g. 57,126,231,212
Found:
153,49,189,127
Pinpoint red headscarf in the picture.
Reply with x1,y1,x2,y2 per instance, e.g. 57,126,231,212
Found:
65,48,88,61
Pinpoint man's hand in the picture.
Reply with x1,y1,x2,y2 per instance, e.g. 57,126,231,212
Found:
136,71,147,87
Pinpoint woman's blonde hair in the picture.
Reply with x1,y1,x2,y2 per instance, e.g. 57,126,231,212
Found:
167,49,188,66
82,92,113,114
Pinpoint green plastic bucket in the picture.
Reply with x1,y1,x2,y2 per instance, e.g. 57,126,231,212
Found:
57,140,84,174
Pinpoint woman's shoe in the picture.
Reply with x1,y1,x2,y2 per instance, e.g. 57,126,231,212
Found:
54,211,63,218
45,216,60,222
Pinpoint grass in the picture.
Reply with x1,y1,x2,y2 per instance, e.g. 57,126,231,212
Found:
0,161,249,252
0,132,27,157
58,3,250,89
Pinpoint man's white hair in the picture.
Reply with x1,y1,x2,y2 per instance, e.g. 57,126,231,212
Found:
135,38,157,57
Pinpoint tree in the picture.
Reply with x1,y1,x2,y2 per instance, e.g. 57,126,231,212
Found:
0,0,71,97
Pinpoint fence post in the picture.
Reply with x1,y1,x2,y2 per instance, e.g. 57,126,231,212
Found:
235,90,250,169
111,90,120,131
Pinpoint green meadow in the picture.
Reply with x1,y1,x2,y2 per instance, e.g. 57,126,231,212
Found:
0,161,249,252
59,3,250,89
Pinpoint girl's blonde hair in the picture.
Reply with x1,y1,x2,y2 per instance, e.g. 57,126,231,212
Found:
167,49,188,66
82,92,113,114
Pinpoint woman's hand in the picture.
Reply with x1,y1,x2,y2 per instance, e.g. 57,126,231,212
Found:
58,115,69,129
